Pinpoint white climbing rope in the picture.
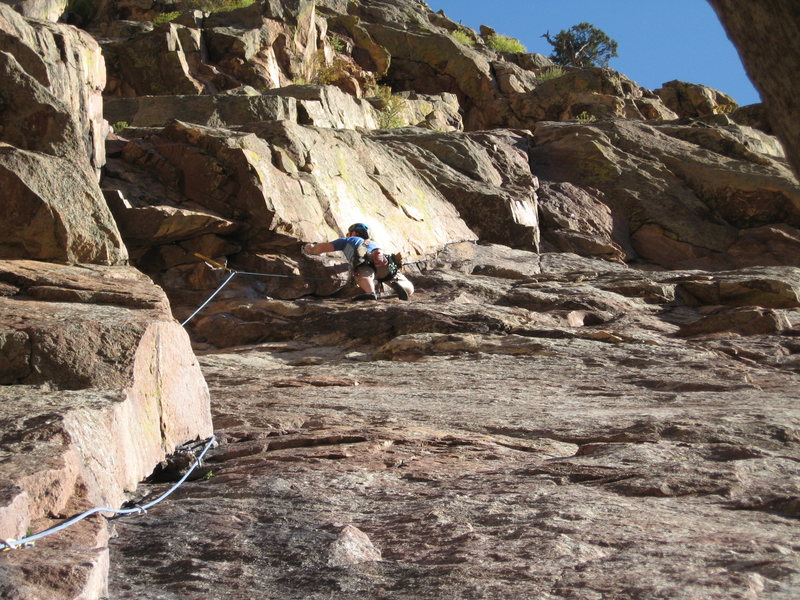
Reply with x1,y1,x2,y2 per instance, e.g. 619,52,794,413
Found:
0,436,216,552
181,270,239,326
180,259,337,327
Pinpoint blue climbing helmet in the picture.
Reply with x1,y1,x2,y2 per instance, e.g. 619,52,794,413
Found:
348,223,370,239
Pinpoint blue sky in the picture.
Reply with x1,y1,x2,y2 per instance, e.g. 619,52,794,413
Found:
428,0,761,106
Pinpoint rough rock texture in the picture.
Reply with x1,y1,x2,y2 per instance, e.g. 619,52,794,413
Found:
101,119,544,305
708,0,800,178
654,79,738,118
100,1,320,96
390,90,463,131
0,8,214,598
0,145,125,264
1,0,799,598
0,3,109,173
107,250,800,599
103,86,461,132
537,182,625,261
178,244,800,349
507,67,679,125
93,0,684,132
324,1,701,132
104,90,289,129
530,118,800,270
0,260,213,599
101,105,798,312
0,3,126,264
365,128,539,248
3,0,66,22
104,84,376,129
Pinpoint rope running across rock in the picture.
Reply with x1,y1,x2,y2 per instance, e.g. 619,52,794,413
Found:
1,436,217,552
3,253,417,551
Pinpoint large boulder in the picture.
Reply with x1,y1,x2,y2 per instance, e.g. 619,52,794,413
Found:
0,4,126,264
0,259,213,599
654,80,738,118
0,146,126,263
103,21,207,96
0,3,109,173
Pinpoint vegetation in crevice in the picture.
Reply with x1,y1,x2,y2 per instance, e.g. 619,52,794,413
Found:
537,66,565,82
486,33,527,54
183,0,256,13
374,86,409,129
451,29,476,47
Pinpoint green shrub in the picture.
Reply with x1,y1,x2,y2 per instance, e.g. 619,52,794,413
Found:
153,11,180,25
537,66,565,82
112,121,129,133
486,33,527,54
451,29,475,47
315,56,352,85
375,86,408,129
184,0,255,13
575,111,597,124
329,33,345,53
293,51,352,86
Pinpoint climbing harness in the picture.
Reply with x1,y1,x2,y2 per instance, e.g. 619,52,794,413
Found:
0,435,216,552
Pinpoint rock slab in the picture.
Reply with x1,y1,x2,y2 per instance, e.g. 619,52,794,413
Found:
0,260,213,600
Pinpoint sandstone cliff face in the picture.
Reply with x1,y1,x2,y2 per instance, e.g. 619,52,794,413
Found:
72,0,796,317
0,4,126,264
1,0,799,598
0,3,213,597
0,260,214,599
531,119,800,270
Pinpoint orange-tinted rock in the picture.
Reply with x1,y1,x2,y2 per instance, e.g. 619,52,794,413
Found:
0,260,213,598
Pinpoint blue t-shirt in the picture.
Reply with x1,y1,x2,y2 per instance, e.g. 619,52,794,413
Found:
331,236,377,264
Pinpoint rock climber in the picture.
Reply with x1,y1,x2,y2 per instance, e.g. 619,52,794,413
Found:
304,222,414,301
